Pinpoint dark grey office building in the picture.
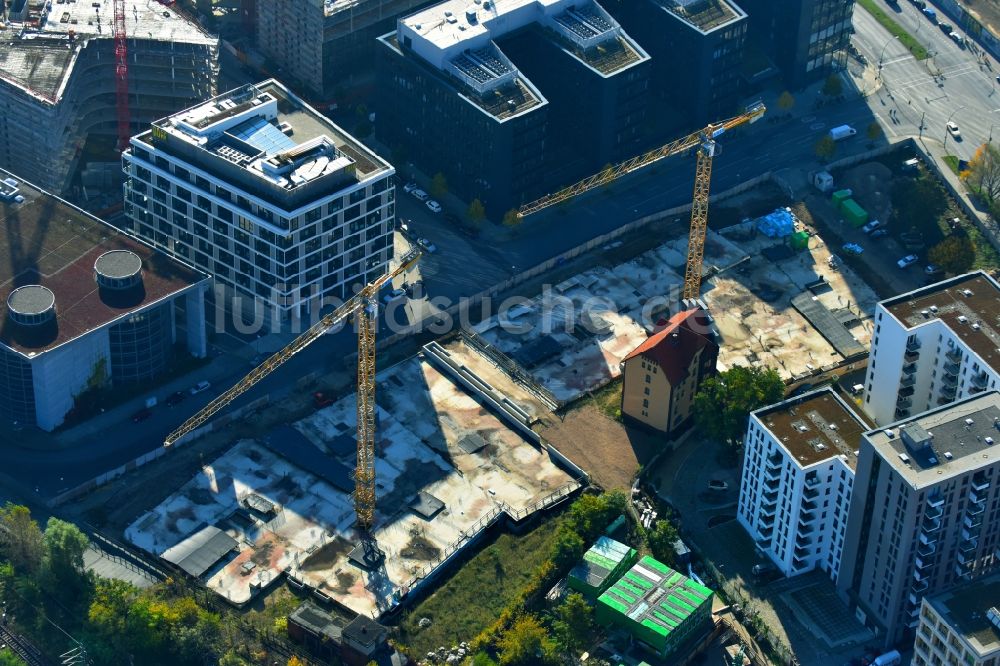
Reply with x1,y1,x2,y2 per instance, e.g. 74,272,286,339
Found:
838,393,1000,647
739,0,854,88
375,0,650,217
603,0,749,130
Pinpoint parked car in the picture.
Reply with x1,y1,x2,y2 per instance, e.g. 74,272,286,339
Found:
752,563,779,580
165,391,186,407
707,479,729,491
417,238,437,253
862,220,881,234
897,254,919,268
189,380,211,395
870,228,889,239
411,188,429,201
402,182,418,194
382,287,406,304
842,243,864,256
925,264,943,275
131,407,153,423
938,21,952,33
13,195,24,204
425,199,442,213
947,121,962,139
950,31,965,46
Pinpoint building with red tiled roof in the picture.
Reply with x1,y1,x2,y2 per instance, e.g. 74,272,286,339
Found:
619,305,719,436
0,170,209,431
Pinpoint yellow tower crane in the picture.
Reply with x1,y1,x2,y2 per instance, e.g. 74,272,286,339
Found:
164,248,421,532
517,102,766,299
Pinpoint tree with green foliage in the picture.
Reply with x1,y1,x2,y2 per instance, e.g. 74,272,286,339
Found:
891,176,948,245
777,91,795,112
814,135,836,161
552,593,594,656
693,365,784,446
551,526,585,570
0,503,43,574
431,172,449,199
961,142,1000,203
565,491,626,543
471,653,500,666
498,614,557,666
0,649,23,666
502,209,521,228
822,74,843,97
468,198,487,225
43,518,88,578
929,234,976,274
867,121,883,141
646,519,679,566
218,652,249,666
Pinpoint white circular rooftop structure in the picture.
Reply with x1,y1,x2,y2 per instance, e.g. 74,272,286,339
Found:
7,285,56,327
94,250,143,290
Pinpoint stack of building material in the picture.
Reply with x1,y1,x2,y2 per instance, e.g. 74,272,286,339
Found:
567,536,638,598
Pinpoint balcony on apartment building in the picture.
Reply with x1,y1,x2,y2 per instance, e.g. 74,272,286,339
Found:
906,338,922,354
911,577,929,595
940,372,959,389
895,406,912,420
961,526,979,543
956,549,976,566
945,346,963,362
959,536,977,554
917,540,937,558
927,492,945,508
971,371,989,390
901,360,918,376
955,560,973,579
914,553,934,571
919,529,939,547
922,514,942,534
963,513,983,531
972,474,991,493
925,502,944,520
899,374,917,389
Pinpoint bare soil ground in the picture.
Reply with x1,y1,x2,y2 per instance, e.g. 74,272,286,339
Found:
537,403,662,491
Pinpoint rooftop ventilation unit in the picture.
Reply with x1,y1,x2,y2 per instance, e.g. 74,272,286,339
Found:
930,305,939,313
966,418,975,426
944,451,953,459
7,285,55,327
921,310,929,317
94,250,142,291
899,453,910,463
959,315,969,324
963,289,974,297
987,437,995,445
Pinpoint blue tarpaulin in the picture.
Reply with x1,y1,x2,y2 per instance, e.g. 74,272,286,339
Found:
756,208,795,238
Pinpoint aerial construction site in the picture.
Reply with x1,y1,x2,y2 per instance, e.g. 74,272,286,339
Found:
0,0,218,194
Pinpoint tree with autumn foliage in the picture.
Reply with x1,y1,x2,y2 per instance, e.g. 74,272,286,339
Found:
961,143,1000,203
928,234,976,274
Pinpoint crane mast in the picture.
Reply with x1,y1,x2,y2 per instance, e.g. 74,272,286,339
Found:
113,0,130,151
517,102,766,298
165,250,420,530
355,297,379,530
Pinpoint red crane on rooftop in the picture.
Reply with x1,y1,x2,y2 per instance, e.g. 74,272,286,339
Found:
113,0,130,151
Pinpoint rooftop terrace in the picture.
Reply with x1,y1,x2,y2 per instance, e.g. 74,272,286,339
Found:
0,1,215,102
926,572,1000,656
653,0,745,33
145,80,389,194
884,272,1000,376
392,0,645,117
865,392,1000,486
0,170,205,356
755,388,867,470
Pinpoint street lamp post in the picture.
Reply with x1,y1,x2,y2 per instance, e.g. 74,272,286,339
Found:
877,36,899,79
944,106,967,151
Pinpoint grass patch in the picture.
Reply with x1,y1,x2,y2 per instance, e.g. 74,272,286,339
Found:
583,378,624,422
857,0,929,60
969,224,1000,270
943,155,961,175
399,519,562,655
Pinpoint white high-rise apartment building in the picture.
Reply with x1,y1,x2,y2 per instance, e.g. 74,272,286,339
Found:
862,272,1000,426
737,388,864,581
122,80,395,328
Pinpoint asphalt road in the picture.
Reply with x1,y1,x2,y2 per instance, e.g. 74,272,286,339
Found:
9,0,996,502
854,0,1000,156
